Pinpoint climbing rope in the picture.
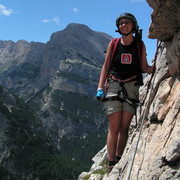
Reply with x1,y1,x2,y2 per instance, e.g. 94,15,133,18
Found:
126,39,162,180
142,40,162,105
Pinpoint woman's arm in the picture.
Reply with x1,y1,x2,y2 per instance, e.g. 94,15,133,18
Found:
97,41,112,89
141,42,154,74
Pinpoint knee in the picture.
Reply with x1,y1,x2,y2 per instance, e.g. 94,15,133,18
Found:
109,128,120,137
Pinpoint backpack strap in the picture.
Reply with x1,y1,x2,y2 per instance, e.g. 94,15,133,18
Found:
110,38,120,64
137,40,145,66
137,40,141,62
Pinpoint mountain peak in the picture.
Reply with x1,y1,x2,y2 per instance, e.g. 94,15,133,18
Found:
50,23,94,42
65,23,90,30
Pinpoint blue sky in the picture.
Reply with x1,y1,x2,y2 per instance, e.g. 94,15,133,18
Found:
0,0,157,63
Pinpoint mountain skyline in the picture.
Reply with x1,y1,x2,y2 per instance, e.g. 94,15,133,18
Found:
0,23,111,178
0,0,156,63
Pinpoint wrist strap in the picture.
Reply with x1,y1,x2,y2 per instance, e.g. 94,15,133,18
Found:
97,88,103,91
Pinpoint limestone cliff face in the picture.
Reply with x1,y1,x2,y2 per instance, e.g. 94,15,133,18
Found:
0,24,111,140
79,1,180,179
0,24,111,174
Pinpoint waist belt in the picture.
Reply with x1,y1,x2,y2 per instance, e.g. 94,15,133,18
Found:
104,74,137,95
110,74,137,83
101,96,140,108
102,74,140,107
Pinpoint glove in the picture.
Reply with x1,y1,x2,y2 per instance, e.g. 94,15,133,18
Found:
96,89,104,100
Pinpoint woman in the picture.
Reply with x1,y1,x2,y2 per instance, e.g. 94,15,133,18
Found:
96,12,154,172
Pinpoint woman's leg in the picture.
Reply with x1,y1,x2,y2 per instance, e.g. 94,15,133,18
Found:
116,111,133,157
107,110,122,162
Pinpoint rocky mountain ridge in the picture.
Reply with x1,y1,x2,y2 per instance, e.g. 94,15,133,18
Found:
0,85,83,179
0,23,111,135
0,23,111,99
0,23,112,178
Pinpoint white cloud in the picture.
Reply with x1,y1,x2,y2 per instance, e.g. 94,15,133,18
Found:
0,4,13,16
69,7,78,13
42,17,60,26
73,7,78,12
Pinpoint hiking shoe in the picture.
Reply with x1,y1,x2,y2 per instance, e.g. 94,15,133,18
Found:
115,155,121,164
107,165,114,173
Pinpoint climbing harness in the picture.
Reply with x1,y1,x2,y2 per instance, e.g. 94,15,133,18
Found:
102,74,139,108
126,39,162,180
101,74,140,127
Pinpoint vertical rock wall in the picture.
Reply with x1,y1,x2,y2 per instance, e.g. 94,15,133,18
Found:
79,0,180,179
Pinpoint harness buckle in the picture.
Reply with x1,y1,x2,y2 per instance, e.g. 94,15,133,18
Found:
118,81,127,98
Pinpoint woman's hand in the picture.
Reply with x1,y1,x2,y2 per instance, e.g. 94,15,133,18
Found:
96,89,104,101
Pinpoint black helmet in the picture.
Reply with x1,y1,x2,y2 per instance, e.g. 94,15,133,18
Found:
116,12,138,34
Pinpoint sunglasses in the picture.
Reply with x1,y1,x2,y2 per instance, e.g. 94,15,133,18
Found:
119,21,132,26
